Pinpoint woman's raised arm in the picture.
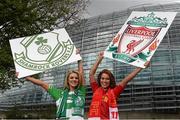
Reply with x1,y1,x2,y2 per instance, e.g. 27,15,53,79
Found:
25,76,49,91
89,51,104,83
76,48,85,85
119,61,150,88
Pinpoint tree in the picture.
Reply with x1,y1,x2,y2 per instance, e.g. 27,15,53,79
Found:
0,0,89,92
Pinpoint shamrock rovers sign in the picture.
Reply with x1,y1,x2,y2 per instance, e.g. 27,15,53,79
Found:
104,11,176,68
10,28,81,78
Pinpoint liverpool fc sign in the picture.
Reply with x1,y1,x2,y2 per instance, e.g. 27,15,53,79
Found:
105,12,176,68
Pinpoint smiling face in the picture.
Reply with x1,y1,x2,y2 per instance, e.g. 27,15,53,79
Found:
68,72,79,91
100,73,110,90
64,70,82,91
97,69,116,90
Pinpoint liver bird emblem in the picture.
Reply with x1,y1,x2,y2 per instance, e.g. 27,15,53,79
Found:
124,39,144,54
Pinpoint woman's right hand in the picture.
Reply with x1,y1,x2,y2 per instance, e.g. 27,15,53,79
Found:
15,72,19,78
25,76,32,81
15,72,32,81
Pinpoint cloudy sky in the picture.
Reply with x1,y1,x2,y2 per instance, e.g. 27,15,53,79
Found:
84,0,179,18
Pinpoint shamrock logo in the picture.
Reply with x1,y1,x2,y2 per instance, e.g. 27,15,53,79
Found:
35,37,52,55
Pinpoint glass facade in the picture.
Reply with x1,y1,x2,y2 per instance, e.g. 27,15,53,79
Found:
1,2,180,116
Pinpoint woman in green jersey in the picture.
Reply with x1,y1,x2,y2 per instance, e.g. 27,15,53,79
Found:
24,50,85,120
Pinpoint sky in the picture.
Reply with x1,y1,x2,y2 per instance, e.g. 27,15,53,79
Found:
84,0,179,18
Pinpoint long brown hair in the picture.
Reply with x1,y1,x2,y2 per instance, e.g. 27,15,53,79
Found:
97,69,116,88
64,70,82,89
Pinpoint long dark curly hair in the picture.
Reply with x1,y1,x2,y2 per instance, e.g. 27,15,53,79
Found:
97,69,116,88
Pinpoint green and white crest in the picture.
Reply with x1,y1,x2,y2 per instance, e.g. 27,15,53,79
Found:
9,28,81,78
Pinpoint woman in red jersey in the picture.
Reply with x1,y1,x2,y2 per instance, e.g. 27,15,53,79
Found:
88,51,150,120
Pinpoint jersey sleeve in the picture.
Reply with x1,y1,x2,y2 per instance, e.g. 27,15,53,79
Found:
90,82,99,93
78,85,86,97
48,85,63,101
113,84,125,98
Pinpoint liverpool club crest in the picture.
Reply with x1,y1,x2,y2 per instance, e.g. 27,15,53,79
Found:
105,12,176,68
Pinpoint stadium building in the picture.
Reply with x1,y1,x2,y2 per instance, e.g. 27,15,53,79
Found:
1,2,180,119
